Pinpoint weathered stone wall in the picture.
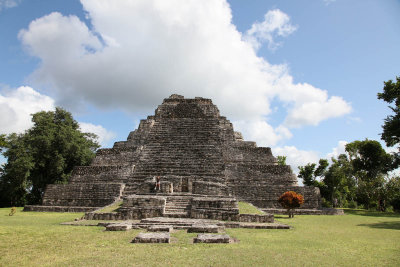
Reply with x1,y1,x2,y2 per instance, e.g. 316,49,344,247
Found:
68,165,133,184
42,183,124,207
91,147,141,166
230,185,321,209
239,214,274,223
192,181,228,196
118,195,166,219
190,197,239,221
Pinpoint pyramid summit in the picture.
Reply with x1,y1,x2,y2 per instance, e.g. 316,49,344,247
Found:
25,94,321,219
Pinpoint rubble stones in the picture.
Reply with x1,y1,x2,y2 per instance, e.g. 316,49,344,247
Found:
193,234,230,243
131,232,170,243
147,225,173,232
187,224,223,233
106,223,132,231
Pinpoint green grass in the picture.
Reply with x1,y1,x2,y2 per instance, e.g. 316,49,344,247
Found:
94,200,123,213
238,201,265,214
1,208,399,266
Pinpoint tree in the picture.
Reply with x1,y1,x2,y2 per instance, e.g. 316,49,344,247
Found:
276,156,287,165
345,139,395,209
323,154,355,207
0,108,99,207
377,76,400,150
0,134,6,151
278,191,304,218
298,159,329,187
385,176,400,211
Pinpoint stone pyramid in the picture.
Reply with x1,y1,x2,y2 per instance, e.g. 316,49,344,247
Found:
25,94,321,219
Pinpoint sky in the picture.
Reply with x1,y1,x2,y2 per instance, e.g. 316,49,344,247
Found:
0,0,399,173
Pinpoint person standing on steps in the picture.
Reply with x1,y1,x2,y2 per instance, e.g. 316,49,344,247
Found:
155,176,161,191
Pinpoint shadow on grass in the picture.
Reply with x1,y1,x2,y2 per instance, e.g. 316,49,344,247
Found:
358,221,400,230
344,209,400,218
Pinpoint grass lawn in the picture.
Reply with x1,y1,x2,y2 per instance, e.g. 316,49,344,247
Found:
0,208,399,266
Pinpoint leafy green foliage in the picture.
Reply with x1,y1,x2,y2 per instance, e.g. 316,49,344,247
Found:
0,134,6,151
0,108,99,206
345,139,395,209
385,176,400,211
298,139,398,210
276,155,287,165
298,159,328,187
323,154,355,207
377,76,400,148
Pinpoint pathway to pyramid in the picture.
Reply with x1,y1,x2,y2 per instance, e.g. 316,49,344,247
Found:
25,94,321,219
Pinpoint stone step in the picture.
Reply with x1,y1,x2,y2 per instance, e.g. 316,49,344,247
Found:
163,212,189,218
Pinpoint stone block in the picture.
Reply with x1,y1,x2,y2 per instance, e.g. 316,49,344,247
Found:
187,224,223,233
131,232,170,243
106,223,132,231
193,234,230,243
147,225,173,232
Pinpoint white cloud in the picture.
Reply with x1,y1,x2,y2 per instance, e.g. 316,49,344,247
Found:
234,120,292,147
245,9,297,51
273,146,320,174
278,76,352,128
18,1,351,148
0,86,55,134
0,86,114,148
0,0,20,11
326,140,348,160
79,122,116,147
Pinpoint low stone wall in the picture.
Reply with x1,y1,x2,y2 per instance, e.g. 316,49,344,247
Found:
190,197,239,221
42,183,124,207
117,195,166,219
239,213,274,223
231,185,321,209
84,212,127,220
24,205,98,212
192,181,228,196
262,208,344,215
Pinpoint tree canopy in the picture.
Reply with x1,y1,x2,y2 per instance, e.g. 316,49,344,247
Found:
0,108,99,207
377,76,400,149
298,139,398,210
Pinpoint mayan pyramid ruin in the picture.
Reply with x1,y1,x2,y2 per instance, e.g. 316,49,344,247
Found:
25,94,322,219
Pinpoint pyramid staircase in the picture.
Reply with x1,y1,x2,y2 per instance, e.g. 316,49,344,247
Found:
164,196,192,218
122,118,228,196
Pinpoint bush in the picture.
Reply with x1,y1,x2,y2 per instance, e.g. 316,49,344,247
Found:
278,191,304,218
347,200,358,209
321,198,332,208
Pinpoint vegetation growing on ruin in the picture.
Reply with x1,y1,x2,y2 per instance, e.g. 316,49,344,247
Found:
0,208,399,266
94,200,123,213
238,201,265,215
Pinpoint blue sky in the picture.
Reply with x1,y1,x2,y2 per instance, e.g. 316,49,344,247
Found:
1,0,399,171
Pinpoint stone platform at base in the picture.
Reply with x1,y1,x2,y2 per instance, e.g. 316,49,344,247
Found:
132,232,170,243
262,208,344,215
24,205,98,213
96,217,290,230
